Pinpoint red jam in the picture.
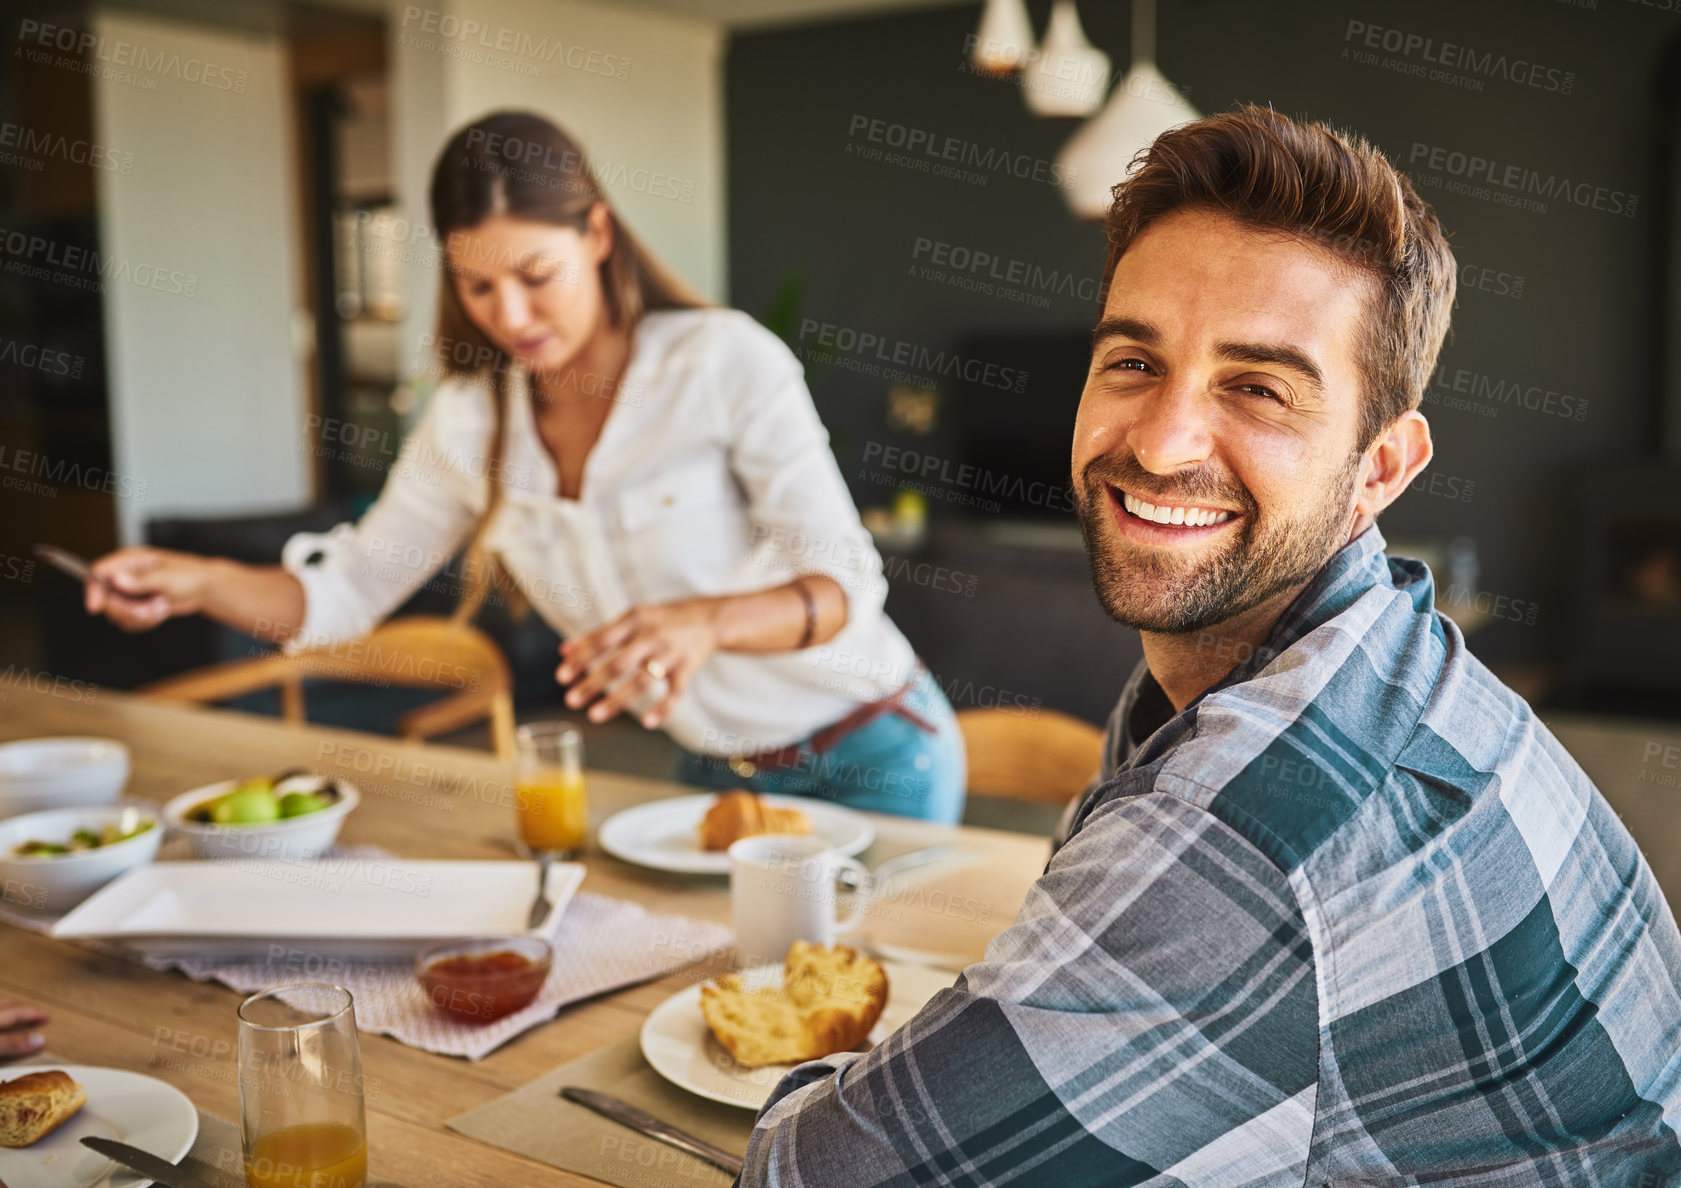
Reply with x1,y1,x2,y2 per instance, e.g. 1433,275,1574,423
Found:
419,950,549,1022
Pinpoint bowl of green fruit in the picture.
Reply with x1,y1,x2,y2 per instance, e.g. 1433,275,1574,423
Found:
0,802,162,911
163,771,359,861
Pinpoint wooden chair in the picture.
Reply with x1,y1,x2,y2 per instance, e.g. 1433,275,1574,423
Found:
957,707,1105,806
141,616,518,760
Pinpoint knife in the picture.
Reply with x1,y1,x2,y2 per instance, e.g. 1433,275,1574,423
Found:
863,844,952,889
559,1086,744,1176
32,543,148,603
80,1137,217,1188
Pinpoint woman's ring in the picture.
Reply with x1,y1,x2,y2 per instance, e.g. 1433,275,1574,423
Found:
644,658,668,682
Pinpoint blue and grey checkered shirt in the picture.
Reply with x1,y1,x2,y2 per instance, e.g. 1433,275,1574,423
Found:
739,526,1681,1186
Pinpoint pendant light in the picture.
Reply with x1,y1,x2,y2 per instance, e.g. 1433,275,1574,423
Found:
1057,0,1200,217
969,0,1035,76
1022,1,1110,118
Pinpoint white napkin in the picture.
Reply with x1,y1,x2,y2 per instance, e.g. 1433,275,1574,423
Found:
164,891,732,1060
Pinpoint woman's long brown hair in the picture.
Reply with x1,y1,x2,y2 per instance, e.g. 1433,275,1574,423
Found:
427,110,705,624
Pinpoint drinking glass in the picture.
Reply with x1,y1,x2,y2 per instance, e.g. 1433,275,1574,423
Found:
238,984,367,1188
514,722,587,858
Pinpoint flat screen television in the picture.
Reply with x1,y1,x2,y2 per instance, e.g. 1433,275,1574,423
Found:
950,331,1091,520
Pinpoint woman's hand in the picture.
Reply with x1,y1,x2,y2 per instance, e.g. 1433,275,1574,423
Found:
556,599,723,728
84,547,216,632
0,1001,47,1058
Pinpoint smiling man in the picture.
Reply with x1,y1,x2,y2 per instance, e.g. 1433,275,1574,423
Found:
737,107,1681,1185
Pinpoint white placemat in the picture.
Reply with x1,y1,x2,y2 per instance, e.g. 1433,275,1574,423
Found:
0,843,733,1061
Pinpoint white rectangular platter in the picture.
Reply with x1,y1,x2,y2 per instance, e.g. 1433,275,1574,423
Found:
50,858,584,960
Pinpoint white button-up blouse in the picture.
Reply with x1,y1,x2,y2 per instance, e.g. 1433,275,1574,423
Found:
280,308,919,756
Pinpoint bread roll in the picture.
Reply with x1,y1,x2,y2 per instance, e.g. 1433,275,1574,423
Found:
700,941,888,1068
698,790,811,852
0,1069,87,1146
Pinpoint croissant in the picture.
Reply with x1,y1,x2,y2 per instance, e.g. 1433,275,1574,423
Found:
0,1070,86,1147
698,790,811,852
700,941,888,1067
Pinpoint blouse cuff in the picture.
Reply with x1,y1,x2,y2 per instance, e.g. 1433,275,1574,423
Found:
278,527,372,654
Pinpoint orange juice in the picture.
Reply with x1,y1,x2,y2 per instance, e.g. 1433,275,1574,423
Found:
516,768,587,852
245,1122,367,1188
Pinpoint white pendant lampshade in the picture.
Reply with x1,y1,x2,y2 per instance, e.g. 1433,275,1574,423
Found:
1057,0,1200,218
970,0,1035,76
1022,1,1111,118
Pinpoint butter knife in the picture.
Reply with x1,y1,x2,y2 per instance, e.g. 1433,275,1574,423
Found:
80,1137,216,1188
559,1086,744,1176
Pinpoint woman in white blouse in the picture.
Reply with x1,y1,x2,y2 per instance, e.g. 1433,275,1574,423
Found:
84,111,965,823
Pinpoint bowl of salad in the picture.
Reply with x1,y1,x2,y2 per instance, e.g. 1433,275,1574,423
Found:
163,771,358,861
0,802,161,912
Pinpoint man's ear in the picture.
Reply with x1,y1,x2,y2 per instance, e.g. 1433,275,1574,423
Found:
1354,410,1432,518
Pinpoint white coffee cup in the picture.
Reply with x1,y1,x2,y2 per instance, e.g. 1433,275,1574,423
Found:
728,834,871,968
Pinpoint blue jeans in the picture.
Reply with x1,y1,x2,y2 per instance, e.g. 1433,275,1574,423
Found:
674,669,966,823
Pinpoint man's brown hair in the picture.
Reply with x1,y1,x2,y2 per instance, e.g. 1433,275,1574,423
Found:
1101,104,1456,449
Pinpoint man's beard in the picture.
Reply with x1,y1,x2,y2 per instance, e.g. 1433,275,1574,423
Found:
1074,452,1360,635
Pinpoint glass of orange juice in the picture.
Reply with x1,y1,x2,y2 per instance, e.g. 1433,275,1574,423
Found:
238,984,367,1188
514,722,587,858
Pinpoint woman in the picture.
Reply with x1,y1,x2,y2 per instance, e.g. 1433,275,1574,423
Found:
85,111,964,822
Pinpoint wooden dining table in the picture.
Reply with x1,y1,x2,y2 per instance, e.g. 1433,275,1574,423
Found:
0,684,1051,1186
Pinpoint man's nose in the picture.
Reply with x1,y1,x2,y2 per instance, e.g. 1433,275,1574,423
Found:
1126,379,1215,474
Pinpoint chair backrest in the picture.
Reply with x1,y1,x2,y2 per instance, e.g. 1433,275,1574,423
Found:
957,707,1105,806
141,616,518,760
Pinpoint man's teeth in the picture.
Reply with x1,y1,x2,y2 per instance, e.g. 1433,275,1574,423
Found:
1121,490,1234,527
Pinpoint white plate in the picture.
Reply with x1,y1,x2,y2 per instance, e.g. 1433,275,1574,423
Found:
639,960,953,1109
598,794,874,875
50,859,585,959
0,1064,198,1188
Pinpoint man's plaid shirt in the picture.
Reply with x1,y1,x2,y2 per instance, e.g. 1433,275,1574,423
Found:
739,527,1681,1186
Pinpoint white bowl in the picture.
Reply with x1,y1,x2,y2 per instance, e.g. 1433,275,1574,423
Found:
0,737,130,817
163,776,360,861
0,802,162,912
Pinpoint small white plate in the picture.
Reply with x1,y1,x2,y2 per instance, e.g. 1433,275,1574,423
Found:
0,1064,198,1188
598,794,874,875
639,960,953,1109
50,859,585,959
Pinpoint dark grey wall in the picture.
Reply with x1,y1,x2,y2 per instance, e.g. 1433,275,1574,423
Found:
725,0,1677,712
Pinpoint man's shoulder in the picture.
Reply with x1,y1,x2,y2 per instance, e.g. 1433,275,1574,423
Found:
1141,583,1569,883
1138,583,1451,872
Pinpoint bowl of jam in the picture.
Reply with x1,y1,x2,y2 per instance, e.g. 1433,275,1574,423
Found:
416,935,553,1022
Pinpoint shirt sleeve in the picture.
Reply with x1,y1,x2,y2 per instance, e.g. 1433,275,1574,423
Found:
278,383,489,651
737,788,1321,1187
714,315,890,633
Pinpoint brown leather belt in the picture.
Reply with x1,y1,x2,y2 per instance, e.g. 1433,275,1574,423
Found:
727,663,937,778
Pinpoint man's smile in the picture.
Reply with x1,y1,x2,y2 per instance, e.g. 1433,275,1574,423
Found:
1105,483,1243,543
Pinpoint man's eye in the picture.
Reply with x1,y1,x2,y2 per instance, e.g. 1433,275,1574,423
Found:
1237,383,1285,403
1104,358,1151,374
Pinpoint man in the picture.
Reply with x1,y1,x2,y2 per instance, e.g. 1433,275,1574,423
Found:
738,106,1681,1185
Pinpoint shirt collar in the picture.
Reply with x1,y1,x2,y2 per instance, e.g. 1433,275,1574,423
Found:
1063,524,1430,850
1201,524,1397,698
1114,524,1407,759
